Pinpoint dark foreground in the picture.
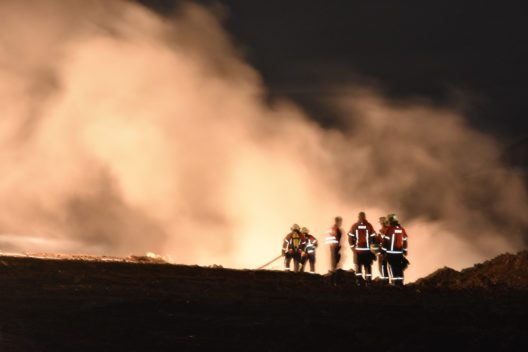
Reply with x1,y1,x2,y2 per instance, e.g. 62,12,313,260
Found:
0,255,526,351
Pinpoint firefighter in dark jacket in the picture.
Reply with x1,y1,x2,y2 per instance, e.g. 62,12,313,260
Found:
300,227,318,273
377,216,390,283
325,216,343,271
381,214,409,286
348,212,377,282
282,224,306,272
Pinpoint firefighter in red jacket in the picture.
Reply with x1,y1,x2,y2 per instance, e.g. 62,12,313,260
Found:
381,214,409,286
348,212,377,282
325,216,343,271
377,216,390,283
282,224,306,272
300,227,318,273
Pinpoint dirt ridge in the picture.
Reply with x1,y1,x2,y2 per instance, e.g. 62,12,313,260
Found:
413,250,528,290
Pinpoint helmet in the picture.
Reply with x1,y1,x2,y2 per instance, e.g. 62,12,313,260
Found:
387,213,399,225
301,227,310,234
291,223,301,231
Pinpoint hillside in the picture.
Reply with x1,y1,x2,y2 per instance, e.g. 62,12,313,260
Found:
413,250,528,290
0,252,526,351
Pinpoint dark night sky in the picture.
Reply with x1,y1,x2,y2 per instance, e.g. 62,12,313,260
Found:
140,0,527,144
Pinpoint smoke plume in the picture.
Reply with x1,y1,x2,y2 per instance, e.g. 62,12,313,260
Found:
0,0,526,280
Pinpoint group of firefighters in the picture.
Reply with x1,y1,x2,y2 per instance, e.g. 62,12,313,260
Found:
281,212,409,286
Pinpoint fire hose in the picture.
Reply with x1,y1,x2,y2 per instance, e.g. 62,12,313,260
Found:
256,254,284,270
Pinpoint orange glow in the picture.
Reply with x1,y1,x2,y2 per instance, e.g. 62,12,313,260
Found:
0,1,526,281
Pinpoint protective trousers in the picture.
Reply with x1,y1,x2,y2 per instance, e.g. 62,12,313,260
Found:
284,252,302,272
355,251,373,281
378,254,389,281
387,253,405,286
301,252,316,273
330,245,341,271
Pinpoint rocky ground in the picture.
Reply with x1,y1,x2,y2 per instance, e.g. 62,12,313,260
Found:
0,251,526,351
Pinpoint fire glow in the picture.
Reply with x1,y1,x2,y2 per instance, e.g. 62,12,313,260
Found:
0,0,526,281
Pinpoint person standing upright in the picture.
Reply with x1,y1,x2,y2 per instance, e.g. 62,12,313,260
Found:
377,216,390,283
282,224,306,272
300,227,318,273
381,214,409,286
325,216,343,271
348,212,377,282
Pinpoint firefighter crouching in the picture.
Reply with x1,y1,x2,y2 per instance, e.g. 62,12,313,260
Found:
348,212,377,282
282,224,306,272
377,216,390,283
381,214,409,286
300,227,318,273
325,216,343,271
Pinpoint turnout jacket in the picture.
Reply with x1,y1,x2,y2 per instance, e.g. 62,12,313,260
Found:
325,225,343,246
376,225,389,252
304,234,318,254
282,231,307,254
381,225,408,255
348,221,377,251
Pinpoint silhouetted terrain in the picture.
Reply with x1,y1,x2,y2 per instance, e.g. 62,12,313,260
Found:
414,251,528,290
0,252,526,351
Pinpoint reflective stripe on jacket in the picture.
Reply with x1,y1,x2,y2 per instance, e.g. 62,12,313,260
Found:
381,225,408,254
348,221,376,251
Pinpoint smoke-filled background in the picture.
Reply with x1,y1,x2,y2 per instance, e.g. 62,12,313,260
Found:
0,0,526,281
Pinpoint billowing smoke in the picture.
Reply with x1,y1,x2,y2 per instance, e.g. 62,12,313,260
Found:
0,0,526,280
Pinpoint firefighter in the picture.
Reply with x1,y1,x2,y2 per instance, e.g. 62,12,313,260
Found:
300,227,318,273
282,224,306,272
377,216,390,283
381,214,409,286
348,212,377,282
325,216,343,271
